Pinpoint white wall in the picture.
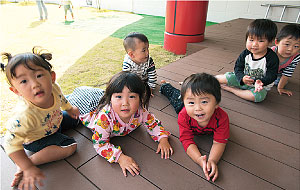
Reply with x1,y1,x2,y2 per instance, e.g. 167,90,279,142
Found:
99,0,300,23
207,0,300,23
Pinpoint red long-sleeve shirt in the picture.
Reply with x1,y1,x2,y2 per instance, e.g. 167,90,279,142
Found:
178,107,230,152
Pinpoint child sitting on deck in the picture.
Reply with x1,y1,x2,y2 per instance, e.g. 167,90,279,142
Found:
1,47,79,190
79,71,173,177
123,32,157,96
216,19,279,102
271,23,300,96
160,73,229,182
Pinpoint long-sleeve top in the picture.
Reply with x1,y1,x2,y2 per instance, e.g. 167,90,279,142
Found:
234,48,279,90
271,46,300,77
123,54,157,89
3,83,73,155
80,104,170,163
178,107,229,152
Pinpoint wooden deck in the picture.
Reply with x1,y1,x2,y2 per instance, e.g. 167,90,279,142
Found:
1,18,299,190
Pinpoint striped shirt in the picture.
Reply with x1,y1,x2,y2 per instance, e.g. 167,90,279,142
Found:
123,54,157,89
271,46,300,77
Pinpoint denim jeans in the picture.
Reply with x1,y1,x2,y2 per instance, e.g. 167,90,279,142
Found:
36,0,48,20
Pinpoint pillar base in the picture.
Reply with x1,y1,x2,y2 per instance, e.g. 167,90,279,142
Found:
163,32,204,55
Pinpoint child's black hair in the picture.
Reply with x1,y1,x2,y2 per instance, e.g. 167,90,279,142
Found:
96,71,151,112
181,73,221,104
276,24,300,42
123,32,149,52
1,46,52,86
246,19,277,42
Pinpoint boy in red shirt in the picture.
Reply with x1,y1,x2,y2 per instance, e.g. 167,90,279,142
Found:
160,73,229,182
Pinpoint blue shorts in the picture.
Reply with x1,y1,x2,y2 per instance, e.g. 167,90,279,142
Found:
225,72,267,102
23,111,78,152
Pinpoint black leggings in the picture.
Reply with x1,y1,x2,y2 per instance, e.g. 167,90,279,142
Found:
160,83,184,114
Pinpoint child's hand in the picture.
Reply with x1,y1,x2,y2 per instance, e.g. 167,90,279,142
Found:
156,137,173,159
254,80,264,92
59,5,61,8
242,75,254,85
198,155,209,181
67,106,80,119
18,166,45,190
207,159,218,182
117,153,140,177
278,88,293,96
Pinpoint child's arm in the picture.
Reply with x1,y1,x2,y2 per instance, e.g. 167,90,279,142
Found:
143,111,173,159
146,57,157,90
207,141,226,182
66,106,79,119
234,50,248,85
260,50,279,86
9,150,45,189
277,75,292,96
186,144,209,180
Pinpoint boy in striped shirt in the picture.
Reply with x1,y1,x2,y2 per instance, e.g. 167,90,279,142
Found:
123,32,157,96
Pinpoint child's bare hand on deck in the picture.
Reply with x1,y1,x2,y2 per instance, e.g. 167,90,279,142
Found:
118,153,140,177
156,137,173,159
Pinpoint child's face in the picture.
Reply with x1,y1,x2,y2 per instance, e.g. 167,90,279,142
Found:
275,36,300,59
9,63,56,109
246,35,271,58
111,86,140,123
129,39,149,64
183,89,219,127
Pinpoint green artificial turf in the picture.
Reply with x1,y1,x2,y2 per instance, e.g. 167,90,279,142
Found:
111,14,217,45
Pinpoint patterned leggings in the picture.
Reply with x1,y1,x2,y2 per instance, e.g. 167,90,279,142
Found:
160,83,184,114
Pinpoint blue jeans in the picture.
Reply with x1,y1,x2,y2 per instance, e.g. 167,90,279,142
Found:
36,0,48,20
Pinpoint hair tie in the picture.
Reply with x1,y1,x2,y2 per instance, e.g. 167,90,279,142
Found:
0,62,5,71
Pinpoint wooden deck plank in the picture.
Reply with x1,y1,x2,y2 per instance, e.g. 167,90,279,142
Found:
79,135,219,190
1,146,18,190
129,127,283,190
64,129,97,169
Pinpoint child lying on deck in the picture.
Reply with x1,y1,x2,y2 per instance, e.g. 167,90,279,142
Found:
78,71,173,177
160,73,230,182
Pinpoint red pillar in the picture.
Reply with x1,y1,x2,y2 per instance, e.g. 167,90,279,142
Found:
164,0,209,55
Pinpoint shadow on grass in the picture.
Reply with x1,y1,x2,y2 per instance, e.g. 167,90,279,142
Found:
28,20,44,28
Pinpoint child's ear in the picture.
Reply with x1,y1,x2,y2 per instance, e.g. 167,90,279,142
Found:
9,86,21,96
275,39,279,46
215,104,219,109
51,71,56,83
127,50,134,59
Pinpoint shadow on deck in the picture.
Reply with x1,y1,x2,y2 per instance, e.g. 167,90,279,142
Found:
1,18,299,190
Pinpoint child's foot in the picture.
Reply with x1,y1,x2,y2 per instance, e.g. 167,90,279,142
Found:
11,169,23,187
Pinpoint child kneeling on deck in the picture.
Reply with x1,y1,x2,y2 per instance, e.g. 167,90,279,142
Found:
1,47,79,190
271,23,300,96
79,71,173,177
160,73,229,182
216,19,279,102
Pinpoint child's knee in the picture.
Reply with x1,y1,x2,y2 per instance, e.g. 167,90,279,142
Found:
64,144,77,156
252,89,267,102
